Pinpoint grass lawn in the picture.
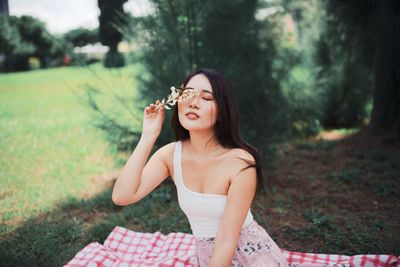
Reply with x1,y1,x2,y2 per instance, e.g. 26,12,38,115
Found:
0,63,160,266
0,64,141,229
0,65,399,266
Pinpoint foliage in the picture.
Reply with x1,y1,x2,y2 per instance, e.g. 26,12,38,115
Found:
197,0,288,146
0,15,67,72
98,0,128,47
62,28,99,67
11,15,67,68
123,0,199,147
0,15,34,71
103,48,125,68
258,0,325,138
313,0,374,128
63,27,99,47
0,16,33,55
76,63,143,152
259,0,373,133
86,0,398,154
98,0,128,68
89,0,292,155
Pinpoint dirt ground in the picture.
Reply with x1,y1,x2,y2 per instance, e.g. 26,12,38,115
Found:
255,129,400,255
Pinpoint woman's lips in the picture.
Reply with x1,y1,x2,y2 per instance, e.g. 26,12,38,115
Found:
185,112,200,119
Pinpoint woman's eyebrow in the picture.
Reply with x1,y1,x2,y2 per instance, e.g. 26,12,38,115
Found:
183,87,213,95
201,89,213,95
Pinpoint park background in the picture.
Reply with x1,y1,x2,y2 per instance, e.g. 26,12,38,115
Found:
0,0,399,266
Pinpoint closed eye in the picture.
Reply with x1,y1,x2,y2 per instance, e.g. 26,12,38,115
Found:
201,91,214,101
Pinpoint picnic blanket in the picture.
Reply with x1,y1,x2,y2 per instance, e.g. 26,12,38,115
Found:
64,226,400,267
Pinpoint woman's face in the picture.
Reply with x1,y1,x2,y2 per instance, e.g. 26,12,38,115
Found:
178,74,218,132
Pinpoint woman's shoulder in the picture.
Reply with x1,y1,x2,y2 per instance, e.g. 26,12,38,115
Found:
156,141,178,158
217,148,256,174
153,142,178,176
226,147,255,163
223,148,257,185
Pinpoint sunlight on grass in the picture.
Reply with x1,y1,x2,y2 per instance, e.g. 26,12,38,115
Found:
0,64,140,233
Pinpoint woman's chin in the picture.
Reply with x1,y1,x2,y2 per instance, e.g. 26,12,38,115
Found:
181,123,216,133
182,125,205,131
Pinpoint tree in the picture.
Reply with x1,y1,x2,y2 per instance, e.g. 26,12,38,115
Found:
11,15,54,68
64,27,98,47
0,15,34,71
83,0,288,156
0,0,9,15
311,0,373,129
0,15,66,71
98,0,128,68
325,0,400,136
196,0,287,145
254,0,326,138
132,0,287,148
123,0,199,146
369,0,400,136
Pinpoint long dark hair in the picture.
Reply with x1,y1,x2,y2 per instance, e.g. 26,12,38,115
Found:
171,68,264,190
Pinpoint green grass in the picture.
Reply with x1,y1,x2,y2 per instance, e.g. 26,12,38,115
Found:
0,64,139,232
0,64,192,266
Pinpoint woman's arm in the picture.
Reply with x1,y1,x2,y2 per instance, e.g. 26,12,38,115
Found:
112,136,172,205
208,152,257,267
112,100,170,205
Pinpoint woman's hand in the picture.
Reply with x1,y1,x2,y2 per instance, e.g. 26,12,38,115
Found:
141,99,165,139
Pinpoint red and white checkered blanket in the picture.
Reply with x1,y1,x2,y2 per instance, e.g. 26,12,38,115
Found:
64,226,400,267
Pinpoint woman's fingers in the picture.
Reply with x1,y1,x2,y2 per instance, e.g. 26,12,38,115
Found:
145,100,164,114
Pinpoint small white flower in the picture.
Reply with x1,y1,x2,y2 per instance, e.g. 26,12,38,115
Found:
155,85,199,110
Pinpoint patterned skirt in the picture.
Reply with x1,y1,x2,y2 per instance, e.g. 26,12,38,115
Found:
65,223,400,266
194,220,290,267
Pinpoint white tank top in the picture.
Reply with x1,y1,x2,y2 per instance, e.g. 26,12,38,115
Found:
173,140,253,238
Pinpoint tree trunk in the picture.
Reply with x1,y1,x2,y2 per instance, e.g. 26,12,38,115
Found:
0,0,9,15
368,0,400,137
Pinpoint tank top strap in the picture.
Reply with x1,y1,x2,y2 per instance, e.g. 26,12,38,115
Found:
173,140,183,185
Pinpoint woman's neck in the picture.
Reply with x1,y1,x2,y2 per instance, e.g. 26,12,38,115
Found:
187,131,221,156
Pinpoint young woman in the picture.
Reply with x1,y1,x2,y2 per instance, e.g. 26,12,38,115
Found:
111,69,289,266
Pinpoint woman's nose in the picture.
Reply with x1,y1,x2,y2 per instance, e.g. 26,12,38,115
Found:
189,95,200,108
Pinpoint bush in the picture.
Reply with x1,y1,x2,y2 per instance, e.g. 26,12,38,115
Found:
0,15,68,72
104,50,125,68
